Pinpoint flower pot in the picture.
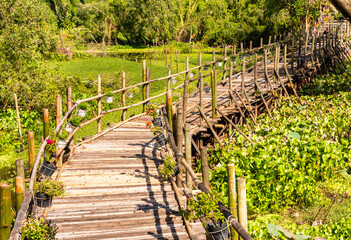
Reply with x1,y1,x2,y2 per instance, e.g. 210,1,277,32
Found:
171,77,177,84
65,122,75,133
152,117,163,127
105,96,114,103
34,193,53,208
231,58,236,63
203,66,209,71
189,72,195,78
191,93,197,98
62,147,71,163
77,108,87,117
204,87,211,93
127,92,134,98
40,161,57,177
217,62,223,67
207,220,229,240
57,140,68,149
156,133,167,147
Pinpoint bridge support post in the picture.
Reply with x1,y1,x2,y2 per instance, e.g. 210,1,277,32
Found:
227,163,238,240
175,108,184,188
27,131,35,173
0,183,11,240
97,75,102,134
16,159,25,213
237,177,248,234
184,124,192,189
122,71,126,121
211,70,217,119
201,147,210,189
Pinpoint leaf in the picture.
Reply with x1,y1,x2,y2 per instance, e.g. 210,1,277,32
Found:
288,132,301,139
267,223,280,237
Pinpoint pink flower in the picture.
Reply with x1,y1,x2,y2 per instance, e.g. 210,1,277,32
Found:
46,139,54,145
146,121,152,128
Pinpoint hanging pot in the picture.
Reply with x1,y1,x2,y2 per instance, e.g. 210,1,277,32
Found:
34,193,53,208
171,77,177,84
206,220,229,240
217,62,223,67
57,139,68,149
156,133,167,147
65,122,75,133
152,117,163,127
62,147,71,163
189,72,195,78
204,87,211,93
127,92,134,98
40,161,57,177
203,66,209,71
105,96,114,103
77,108,87,117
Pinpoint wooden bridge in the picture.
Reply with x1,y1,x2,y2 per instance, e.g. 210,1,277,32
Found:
9,21,351,240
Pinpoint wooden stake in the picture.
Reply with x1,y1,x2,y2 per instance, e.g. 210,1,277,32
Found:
56,95,62,128
199,73,204,127
227,163,238,240
200,147,210,188
122,71,126,121
14,94,24,151
175,107,184,187
260,38,263,48
0,183,11,240
27,131,35,173
229,61,233,105
43,109,49,140
240,42,243,53
237,177,248,232
183,57,189,123
15,177,24,213
211,70,217,119
97,74,102,134
166,90,172,130
66,86,72,113
142,60,147,112
184,124,192,189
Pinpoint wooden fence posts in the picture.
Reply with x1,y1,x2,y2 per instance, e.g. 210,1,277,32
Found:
122,71,127,121
211,70,217,119
183,57,189,123
175,107,184,187
200,147,209,188
142,60,147,112
97,74,102,134
237,177,248,233
227,163,238,240
15,159,25,213
27,131,35,173
14,94,24,151
56,95,62,128
0,183,11,240
184,124,192,188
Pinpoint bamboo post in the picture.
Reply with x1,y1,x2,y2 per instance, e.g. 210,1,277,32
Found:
183,57,189,123
234,44,237,55
223,46,227,81
15,176,24,213
227,163,238,240
0,183,11,240
176,50,179,73
240,42,243,53
97,75,102,133
260,38,263,48
122,71,127,121
184,124,192,189
27,131,35,173
241,58,246,100
229,61,233,106
14,94,24,151
166,90,173,130
67,86,72,113
142,60,147,112
211,70,217,119
56,95,62,128
200,147,210,188
249,41,252,51
291,35,295,74
268,36,271,45
237,177,248,233
175,108,184,187
212,50,216,70
146,67,151,105
198,52,202,76
43,109,49,140
199,73,204,127
172,106,177,135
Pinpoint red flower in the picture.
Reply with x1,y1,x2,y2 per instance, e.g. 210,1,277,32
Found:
209,184,211,188
46,139,54,145
146,121,152,128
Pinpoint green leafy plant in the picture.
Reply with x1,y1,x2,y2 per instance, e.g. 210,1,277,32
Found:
146,103,158,119
58,131,69,140
128,86,140,95
69,116,81,127
105,92,114,97
78,102,88,110
37,178,65,197
146,122,163,136
158,154,176,180
21,215,58,240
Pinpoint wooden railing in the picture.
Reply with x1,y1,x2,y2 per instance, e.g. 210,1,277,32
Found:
8,20,351,239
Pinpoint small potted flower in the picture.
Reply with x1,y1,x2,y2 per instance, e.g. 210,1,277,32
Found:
203,64,210,71
204,82,211,93
171,76,177,84
189,71,196,78
21,215,58,240
158,154,176,180
35,178,65,208
40,139,57,177
182,188,228,240
146,103,162,127
216,57,224,67
78,102,88,117
57,131,69,149
105,93,114,103
127,86,140,98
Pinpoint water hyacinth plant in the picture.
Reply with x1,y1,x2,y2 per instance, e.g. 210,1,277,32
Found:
21,215,58,240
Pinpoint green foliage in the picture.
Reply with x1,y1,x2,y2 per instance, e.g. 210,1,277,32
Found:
78,102,88,110
37,178,65,197
146,103,158,119
69,115,81,127
58,131,69,140
21,215,58,240
158,154,176,180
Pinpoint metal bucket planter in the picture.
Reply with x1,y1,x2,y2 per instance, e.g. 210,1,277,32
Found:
156,133,167,147
152,117,163,127
205,87,211,93
34,193,53,208
203,66,209,71
57,140,68,149
171,77,177,84
127,92,134,98
65,122,75,133
40,161,57,177
77,109,87,117
105,96,114,103
189,72,195,78
217,62,223,67
206,220,229,240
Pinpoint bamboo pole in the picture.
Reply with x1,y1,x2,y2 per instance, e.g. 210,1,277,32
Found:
240,42,243,53
142,60,147,112
56,95,62,128
0,183,11,240
27,131,35,173
197,107,223,148
175,107,184,187
43,109,49,140
97,74,102,133
229,61,233,104
122,71,126,121
260,38,263,48
184,124,192,189
200,147,210,188
14,94,24,151
15,177,24,213
183,57,189,123
233,90,257,126
211,70,217,119
227,163,238,240
67,86,72,114
166,90,173,130
199,73,204,127
237,177,248,233
172,106,177,135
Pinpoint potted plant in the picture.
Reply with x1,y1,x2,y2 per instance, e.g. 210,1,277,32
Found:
216,57,224,67
158,154,176,180
127,86,140,98
78,102,88,117
203,64,210,71
21,215,58,240
35,178,65,208
57,131,69,149
105,93,114,103
68,116,81,130
189,71,196,78
204,82,211,93
40,139,58,177
147,122,167,147
146,103,162,127
183,188,228,240
171,76,177,84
